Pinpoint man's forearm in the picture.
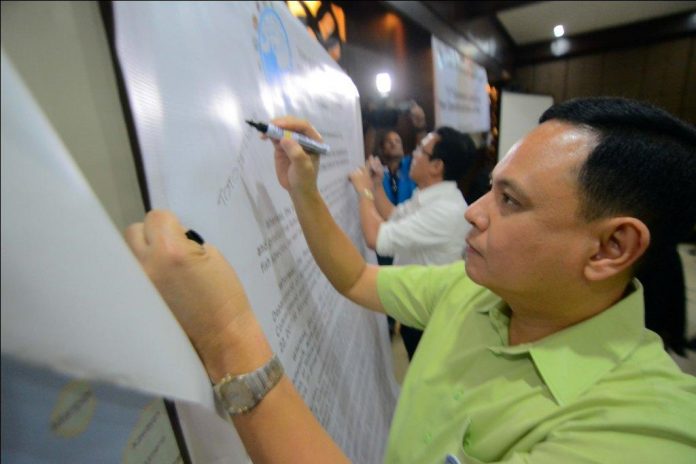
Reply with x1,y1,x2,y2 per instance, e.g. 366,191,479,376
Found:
358,194,383,250
373,182,395,220
289,188,367,295
233,378,350,464
204,317,349,464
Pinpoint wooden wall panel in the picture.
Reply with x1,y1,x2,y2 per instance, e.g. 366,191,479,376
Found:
641,38,691,116
565,55,603,99
515,65,535,94
681,37,696,123
531,60,567,103
513,37,695,123
601,48,645,99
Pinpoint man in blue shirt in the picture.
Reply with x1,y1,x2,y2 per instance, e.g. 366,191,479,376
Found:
372,129,421,357
375,129,417,207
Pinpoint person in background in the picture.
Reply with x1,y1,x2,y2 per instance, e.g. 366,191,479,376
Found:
350,127,476,359
373,129,417,213
370,128,419,352
126,97,696,463
396,99,429,155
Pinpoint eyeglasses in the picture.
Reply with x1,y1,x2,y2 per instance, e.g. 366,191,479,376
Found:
414,143,434,158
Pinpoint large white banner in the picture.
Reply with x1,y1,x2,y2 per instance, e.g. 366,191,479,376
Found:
432,36,491,133
1,49,205,464
114,2,398,462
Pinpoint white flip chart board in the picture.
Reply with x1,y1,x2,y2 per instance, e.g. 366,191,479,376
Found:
498,90,554,160
113,1,398,462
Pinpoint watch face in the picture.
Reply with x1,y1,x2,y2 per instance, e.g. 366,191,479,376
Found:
214,355,283,415
221,381,255,409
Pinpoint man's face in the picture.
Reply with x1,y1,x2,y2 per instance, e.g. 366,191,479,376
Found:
464,121,598,301
381,131,404,160
409,132,439,184
409,104,426,129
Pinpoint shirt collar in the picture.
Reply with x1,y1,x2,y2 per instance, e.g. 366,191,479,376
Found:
478,280,646,405
414,181,459,204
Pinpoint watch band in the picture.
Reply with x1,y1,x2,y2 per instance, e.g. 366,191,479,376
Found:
361,187,375,201
213,354,284,415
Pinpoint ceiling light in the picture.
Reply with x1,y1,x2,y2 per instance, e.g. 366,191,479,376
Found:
376,73,391,95
551,38,570,57
553,25,565,38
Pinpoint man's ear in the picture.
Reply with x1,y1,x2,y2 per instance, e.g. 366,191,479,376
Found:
429,158,445,178
584,217,650,281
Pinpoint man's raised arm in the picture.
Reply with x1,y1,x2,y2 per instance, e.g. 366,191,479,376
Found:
125,210,349,464
269,117,383,313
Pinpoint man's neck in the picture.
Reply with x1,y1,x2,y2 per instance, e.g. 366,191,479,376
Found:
386,157,401,173
508,315,573,346
416,177,444,191
505,279,630,345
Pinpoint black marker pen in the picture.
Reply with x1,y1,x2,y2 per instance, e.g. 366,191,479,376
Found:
246,120,330,155
185,229,204,245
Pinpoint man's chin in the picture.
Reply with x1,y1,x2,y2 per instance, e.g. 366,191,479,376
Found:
464,260,483,284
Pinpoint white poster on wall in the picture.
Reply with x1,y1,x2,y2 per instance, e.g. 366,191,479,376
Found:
114,2,398,462
432,35,491,133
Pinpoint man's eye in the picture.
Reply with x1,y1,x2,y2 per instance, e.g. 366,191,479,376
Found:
501,193,518,206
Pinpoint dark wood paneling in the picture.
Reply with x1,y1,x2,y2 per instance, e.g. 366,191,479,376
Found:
336,1,435,125
682,37,696,123
514,65,534,93
565,55,602,99
601,48,646,99
641,38,691,116
385,0,512,81
513,37,695,123
531,60,567,103
453,14,515,76
424,1,537,21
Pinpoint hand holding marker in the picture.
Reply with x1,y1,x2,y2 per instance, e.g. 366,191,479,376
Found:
246,120,330,155
182,121,326,245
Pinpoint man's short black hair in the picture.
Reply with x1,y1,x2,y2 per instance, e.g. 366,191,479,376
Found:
432,126,477,181
540,97,696,268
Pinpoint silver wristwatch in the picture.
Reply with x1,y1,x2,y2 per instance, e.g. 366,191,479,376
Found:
213,354,284,415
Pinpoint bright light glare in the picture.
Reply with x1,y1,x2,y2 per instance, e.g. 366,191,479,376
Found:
213,90,240,127
553,25,565,38
376,73,391,95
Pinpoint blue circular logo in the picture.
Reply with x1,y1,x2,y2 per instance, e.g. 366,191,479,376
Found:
258,8,293,85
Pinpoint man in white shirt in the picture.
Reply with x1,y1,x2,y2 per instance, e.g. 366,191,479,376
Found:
349,127,476,266
349,127,476,358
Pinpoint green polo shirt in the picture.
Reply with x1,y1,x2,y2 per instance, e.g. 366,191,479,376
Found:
378,261,696,464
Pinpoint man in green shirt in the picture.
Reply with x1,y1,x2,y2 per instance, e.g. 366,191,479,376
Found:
126,97,696,463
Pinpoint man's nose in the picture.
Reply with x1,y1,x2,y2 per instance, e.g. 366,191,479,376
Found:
465,192,491,230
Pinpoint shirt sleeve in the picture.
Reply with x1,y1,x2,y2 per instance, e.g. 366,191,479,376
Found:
494,422,696,464
376,261,467,329
477,396,696,464
376,199,467,257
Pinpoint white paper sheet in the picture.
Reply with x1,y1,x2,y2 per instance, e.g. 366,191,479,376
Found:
113,2,399,461
0,49,213,408
1,357,186,464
